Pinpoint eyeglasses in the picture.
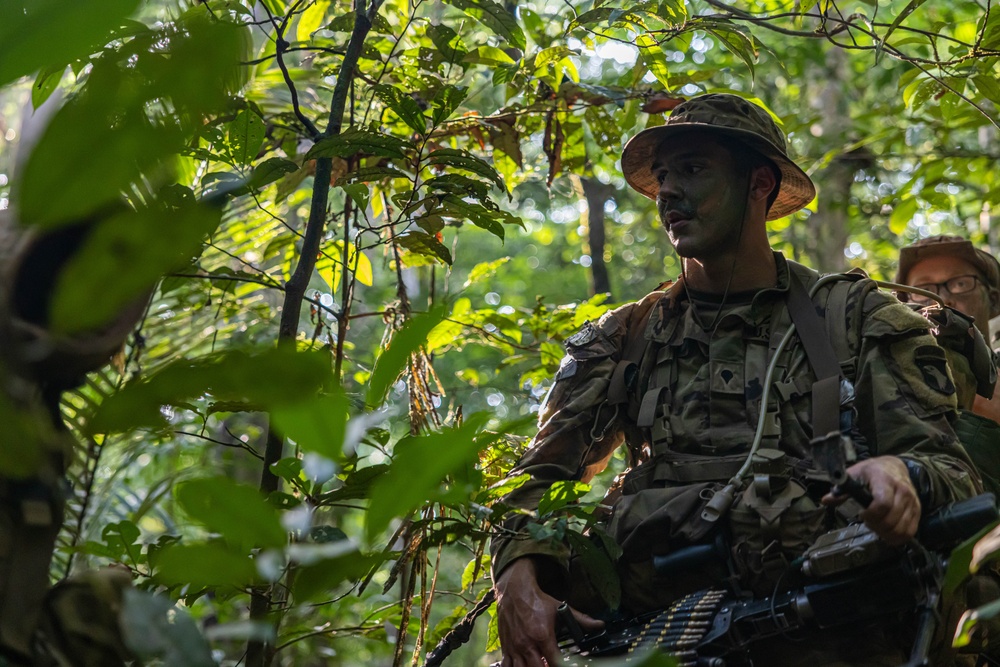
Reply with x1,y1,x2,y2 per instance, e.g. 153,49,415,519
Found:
908,274,982,305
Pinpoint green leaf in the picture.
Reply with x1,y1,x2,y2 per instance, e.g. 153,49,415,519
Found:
568,7,614,29
461,556,482,591
154,542,257,589
343,165,409,183
19,17,249,227
440,197,506,241
427,148,506,192
271,390,351,461
974,75,1000,106
228,110,266,165
342,183,371,211
425,300,467,354
902,77,936,110
877,0,927,63
318,464,390,503
366,414,493,539
444,0,526,51
306,128,412,159
462,45,516,67
176,477,287,550
706,24,757,80
50,202,221,334
366,306,447,408
0,0,141,87
297,0,330,42
431,85,468,126
426,174,491,201
427,24,468,62
31,65,65,110
291,552,380,602
248,157,300,190
463,258,511,288
271,457,304,483
91,348,330,433
121,588,215,667
397,231,454,265
374,84,427,134
566,531,620,609
534,46,577,72
889,197,918,234
102,520,143,564
487,603,500,652
538,481,590,516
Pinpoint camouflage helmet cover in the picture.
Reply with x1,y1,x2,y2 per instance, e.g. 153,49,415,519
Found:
621,93,817,221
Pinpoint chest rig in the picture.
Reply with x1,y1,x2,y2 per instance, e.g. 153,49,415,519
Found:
612,264,863,489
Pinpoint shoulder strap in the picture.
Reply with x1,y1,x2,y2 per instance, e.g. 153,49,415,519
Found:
786,271,841,438
607,286,670,409
824,271,874,384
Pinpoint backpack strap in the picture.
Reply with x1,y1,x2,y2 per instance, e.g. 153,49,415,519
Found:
823,269,874,384
786,271,842,438
607,285,671,412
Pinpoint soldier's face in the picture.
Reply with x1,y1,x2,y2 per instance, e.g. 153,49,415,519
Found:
906,255,995,338
652,133,749,259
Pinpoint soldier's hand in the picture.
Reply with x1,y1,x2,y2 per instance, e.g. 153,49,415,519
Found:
821,456,920,546
495,557,604,667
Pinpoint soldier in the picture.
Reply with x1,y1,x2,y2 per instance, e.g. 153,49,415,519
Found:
0,208,142,666
896,235,1000,424
895,236,1000,502
492,94,981,667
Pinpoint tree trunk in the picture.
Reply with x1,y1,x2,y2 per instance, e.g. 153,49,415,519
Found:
581,177,613,297
805,46,852,273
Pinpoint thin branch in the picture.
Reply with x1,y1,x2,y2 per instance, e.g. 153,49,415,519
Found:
175,430,262,459
361,0,425,126
250,3,383,663
274,0,321,138
909,59,1000,130
242,45,347,66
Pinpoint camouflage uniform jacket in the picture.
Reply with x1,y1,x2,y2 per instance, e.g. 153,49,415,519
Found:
491,252,981,597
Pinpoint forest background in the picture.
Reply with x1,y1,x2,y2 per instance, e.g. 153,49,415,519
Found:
2,0,1000,665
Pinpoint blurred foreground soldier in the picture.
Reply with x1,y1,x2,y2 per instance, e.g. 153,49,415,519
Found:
491,94,983,667
0,208,142,666
895,236,1000,500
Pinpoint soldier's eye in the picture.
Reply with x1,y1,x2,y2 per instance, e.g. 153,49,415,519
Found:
948,276,977,294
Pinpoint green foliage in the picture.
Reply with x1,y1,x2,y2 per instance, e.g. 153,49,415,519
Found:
366,413,494,539
0,0,141,87
1,0,996,664
91,348,330,432
366,306,447,408
176,477,286,550
120,588,216,667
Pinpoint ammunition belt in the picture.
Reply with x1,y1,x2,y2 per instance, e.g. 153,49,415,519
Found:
627,589,726,666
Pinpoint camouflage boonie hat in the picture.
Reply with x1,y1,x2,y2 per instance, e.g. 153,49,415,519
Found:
621,93,817,221
896,235,1000,317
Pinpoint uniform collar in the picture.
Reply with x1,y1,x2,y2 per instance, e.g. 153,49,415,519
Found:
648,251,792,342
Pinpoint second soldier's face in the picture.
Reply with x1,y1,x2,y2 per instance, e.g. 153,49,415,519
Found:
906,255,994,336
652,132,749,259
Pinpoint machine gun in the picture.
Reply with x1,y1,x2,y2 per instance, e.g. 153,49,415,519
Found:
557,494,999,667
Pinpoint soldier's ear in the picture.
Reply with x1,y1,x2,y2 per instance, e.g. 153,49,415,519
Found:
988,287,1000,318
749,164,777,203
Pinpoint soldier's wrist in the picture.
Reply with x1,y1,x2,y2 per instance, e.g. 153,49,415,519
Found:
901,458,932,506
